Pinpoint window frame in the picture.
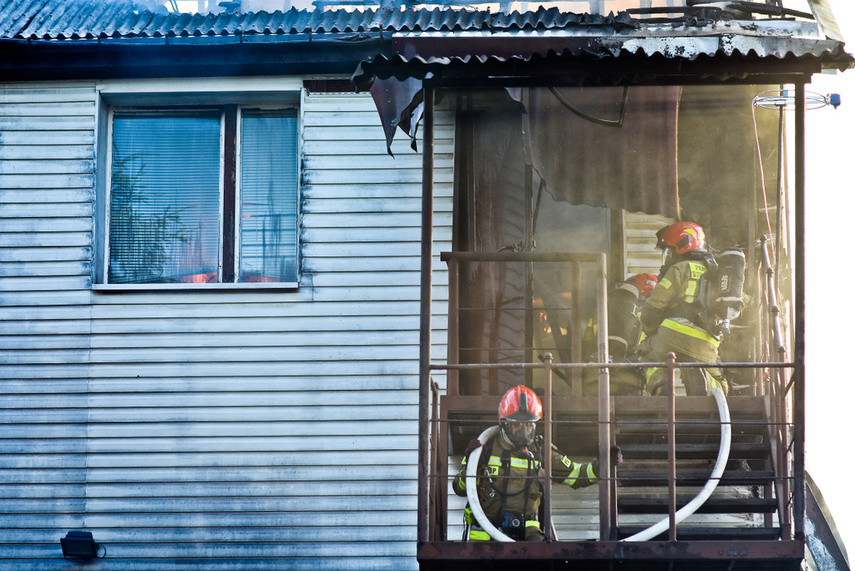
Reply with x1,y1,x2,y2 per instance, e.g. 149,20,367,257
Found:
94,81,303,291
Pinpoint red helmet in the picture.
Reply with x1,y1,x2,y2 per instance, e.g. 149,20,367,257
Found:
626,273,659,297
498,385,542,422
656,222,706,255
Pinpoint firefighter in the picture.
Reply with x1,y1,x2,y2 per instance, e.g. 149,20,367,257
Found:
634,221,728,397
453,385,618,541
626,273,659,299
582,273,659,396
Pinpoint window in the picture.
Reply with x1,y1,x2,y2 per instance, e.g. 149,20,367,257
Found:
106,106,299,285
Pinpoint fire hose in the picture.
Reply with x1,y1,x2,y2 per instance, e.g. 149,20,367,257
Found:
622,386,732,541
465,426,515,541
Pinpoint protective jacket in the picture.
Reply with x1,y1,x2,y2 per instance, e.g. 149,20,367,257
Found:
639,259,721,361
452,431,598,541
637,259,723,395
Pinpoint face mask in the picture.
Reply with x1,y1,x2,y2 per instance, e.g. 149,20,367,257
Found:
503,422,535,449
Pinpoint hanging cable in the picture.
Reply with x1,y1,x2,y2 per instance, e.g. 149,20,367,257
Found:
549,86,629,128
751,100,775,243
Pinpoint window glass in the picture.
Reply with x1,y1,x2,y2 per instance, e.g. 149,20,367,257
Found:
239,109,299,283
107,106,300,286
110,112,221,284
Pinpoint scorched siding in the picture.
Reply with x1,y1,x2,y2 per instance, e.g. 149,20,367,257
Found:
0,85,452,570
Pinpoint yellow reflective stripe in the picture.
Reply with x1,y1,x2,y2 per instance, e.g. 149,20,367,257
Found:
457,457,468,489
488,456,540,470
586,463,597,482
645,367,659,382
660,278,672,289
525,520,541,529
661,319,720,347
487,457,501,476
684,262,706,302
683,279,698,302
469,529,491,541
563,464,581,486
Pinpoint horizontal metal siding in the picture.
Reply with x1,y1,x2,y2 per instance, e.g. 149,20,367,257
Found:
0,82,96,570
0,86,452,569
622,211,673,278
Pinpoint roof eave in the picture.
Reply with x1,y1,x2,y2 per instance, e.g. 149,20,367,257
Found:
350,30,853,89
0,32,390,80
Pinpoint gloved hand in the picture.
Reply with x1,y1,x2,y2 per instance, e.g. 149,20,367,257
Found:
611,445,623,466
464,438,482,457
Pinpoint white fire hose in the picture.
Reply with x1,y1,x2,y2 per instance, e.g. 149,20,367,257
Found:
622,386,732,541
465,426,515,541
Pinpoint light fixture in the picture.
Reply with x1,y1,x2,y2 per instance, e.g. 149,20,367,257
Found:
753,89,842,111
60,531,100,563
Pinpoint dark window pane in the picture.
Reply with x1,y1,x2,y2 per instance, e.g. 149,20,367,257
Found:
109,112,221,284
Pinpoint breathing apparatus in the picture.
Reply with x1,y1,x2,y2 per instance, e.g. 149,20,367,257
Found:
703,248,746,336
655,223,746,338
607,278,653,362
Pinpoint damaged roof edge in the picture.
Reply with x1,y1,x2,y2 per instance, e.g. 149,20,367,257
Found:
0,0,851,83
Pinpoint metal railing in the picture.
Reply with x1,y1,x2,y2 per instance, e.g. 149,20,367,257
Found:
421,247,799,546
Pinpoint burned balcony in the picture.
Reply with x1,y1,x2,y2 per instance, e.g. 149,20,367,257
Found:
417,242,803,570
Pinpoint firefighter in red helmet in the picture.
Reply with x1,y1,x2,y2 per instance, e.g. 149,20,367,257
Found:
626,273,659,298
453,385,618,541
635,222,728,396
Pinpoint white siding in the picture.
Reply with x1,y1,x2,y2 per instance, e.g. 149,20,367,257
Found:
621,210,674,278
0,84,452,570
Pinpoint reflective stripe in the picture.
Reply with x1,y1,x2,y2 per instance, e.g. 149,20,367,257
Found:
660,278,672,289
469,529,491,541
661,318,720,347
586,463,597,482
457,457,467,489
683,279,698,303
487,456,540,471
525,520,541,529
680,262,705,302
563,464,581,486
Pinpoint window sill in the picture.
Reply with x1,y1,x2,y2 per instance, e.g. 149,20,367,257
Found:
92,282,300,293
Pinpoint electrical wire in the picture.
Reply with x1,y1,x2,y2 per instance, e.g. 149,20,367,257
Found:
549,86,629,128
751,100,775,243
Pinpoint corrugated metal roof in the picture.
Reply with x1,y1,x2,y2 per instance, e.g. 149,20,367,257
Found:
0,0,634,40
0,0,851,79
